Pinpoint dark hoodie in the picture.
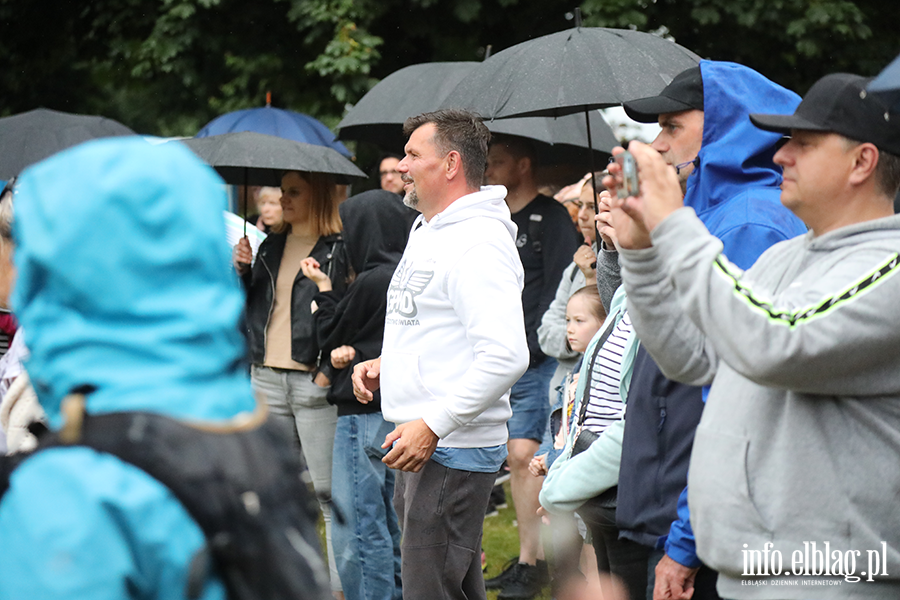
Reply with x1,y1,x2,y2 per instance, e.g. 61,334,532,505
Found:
313,190,417,415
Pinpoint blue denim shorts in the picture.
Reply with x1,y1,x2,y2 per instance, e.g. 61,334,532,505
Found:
507,357,557,442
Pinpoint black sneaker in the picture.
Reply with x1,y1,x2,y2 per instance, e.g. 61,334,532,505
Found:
484,556,519,589
497,562,547,600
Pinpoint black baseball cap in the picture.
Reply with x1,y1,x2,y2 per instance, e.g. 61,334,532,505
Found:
623,66,704,124
750,73,900,156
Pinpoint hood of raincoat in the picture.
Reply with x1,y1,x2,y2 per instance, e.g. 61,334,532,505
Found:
12,137,255,427
339,189,417,276
686,60,801,217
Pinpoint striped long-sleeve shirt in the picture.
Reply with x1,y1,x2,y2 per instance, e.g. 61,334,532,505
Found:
583,311,631,434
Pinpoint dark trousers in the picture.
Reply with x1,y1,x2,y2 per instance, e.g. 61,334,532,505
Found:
394,460,497,600
581,505,651,600
646,548,721,600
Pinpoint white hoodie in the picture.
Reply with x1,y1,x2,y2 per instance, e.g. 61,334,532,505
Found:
380,185,529,449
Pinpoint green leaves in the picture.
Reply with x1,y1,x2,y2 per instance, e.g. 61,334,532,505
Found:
0,0,894,139
581,0,649,29
580,0,887,95
306,21,383,103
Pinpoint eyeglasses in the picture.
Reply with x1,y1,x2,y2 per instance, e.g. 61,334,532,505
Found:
380,170,400,177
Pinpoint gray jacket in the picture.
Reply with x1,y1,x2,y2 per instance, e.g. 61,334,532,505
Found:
620,208,900,599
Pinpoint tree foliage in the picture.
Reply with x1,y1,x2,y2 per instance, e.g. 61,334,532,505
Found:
0,0,895,137
579,0,894,95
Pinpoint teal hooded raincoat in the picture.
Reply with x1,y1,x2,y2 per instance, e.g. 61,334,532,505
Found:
0,137,258,599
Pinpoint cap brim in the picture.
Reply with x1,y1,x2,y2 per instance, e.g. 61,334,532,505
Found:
749,113,832,135
623,96,696,123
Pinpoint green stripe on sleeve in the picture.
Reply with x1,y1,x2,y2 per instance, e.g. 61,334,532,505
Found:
712,253,900,329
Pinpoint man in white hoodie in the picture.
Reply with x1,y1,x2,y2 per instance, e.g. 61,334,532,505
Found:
353,109,529,600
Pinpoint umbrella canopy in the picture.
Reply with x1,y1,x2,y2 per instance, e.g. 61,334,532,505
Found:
181,131,365,187
868,52,900,111
337,61,617,163
0,108,136,180
338,62,478,149
197,106,352,157
440,27,701,119
488,110,618,163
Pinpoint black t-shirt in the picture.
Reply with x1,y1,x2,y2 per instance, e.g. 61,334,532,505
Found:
510,194,581,365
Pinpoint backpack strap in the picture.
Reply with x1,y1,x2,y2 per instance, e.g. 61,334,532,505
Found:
0,395,329,600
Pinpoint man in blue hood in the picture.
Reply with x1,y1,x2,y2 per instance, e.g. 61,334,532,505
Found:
0,138,322,599
612,61,808,599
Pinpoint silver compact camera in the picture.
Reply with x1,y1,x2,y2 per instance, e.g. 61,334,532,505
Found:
615,151,640,199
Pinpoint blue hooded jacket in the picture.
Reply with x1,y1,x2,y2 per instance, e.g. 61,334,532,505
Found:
0,137,257,598
683,60,807,271
648,61,808,568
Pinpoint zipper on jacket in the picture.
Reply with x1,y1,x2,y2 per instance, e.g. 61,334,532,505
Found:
656,396,667,434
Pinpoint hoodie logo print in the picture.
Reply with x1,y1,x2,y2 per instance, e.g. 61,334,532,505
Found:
387,260,434,318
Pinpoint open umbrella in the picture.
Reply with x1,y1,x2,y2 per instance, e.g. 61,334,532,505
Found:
197,101,352,157
868,52,900,111
182,131,364,186
0,108,136,179
441,24,701,119
181,131,365,235
337,61,618,165
440,14,700,205
337,62,477,150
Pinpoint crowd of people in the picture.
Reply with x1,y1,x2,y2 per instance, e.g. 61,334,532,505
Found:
0,56,898,600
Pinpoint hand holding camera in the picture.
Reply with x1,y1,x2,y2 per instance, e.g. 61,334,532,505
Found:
615,151,640,200
601,143,687,250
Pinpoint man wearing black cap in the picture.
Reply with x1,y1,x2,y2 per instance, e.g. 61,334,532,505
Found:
624,65,705,193
588,61,806,600
607,73,900,598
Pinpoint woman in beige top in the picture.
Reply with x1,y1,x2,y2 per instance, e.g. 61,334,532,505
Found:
233,170,347,596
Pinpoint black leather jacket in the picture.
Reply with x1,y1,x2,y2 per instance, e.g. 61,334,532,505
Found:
242,232,347,367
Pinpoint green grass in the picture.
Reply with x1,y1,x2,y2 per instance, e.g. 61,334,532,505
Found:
482,482,553,600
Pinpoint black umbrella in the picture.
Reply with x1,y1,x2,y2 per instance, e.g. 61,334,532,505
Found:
337,61,618,165
868,52,900,111
0,108,136,180
338,62,476,150
489,109,618,165
181,131,365,186
440,14,700,206
181,131,366,234
440,25,701,119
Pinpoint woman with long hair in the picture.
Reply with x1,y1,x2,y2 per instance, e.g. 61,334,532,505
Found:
233,170,346,597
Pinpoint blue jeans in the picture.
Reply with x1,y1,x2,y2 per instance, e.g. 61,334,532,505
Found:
507,357,557,442
332,413,402,600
